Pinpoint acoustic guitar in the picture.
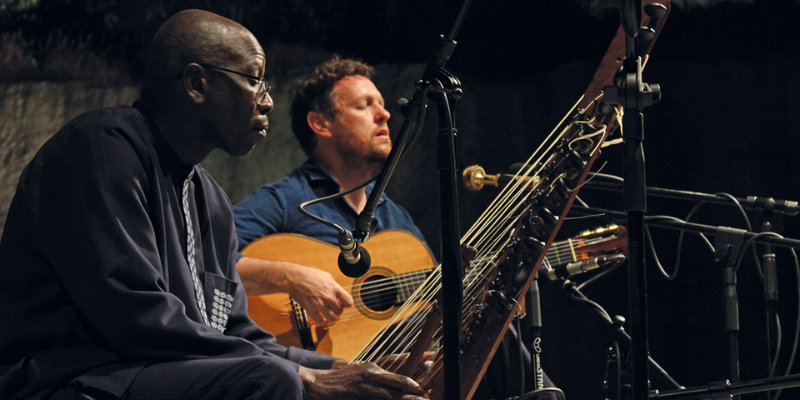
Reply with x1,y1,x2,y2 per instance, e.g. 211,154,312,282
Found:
243,226,627,361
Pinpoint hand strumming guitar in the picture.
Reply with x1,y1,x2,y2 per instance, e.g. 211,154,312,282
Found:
236,256,354,324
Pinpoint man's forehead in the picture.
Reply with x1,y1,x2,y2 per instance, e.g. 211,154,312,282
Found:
234,34,265,63
334,76,382,100
249,41,266,62
250,52,266,68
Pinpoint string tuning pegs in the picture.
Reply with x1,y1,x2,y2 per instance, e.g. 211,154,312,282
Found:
644,2,668,19
568,150,587,169
540,207,558,225
638,26,656,42
643,2,668,39
524,237,545,253
556,178,573,198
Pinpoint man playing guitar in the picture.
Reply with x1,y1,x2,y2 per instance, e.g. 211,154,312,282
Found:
232,56,557,400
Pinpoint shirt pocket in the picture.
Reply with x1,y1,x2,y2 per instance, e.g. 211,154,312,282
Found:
203,273,237,333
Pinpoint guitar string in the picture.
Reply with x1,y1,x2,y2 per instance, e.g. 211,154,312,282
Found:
325,229,620,325
364,249,450,364
334,233,612,302
355,266,443,364
296,230,618,325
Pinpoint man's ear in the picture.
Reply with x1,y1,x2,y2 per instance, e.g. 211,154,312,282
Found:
307,112,332,138
180,64,207,105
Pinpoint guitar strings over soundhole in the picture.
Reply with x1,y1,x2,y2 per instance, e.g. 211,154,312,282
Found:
361,274,398,312
352,266,403,320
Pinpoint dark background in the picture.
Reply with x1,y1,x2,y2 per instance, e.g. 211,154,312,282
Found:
4,1,800,399
375,2,800,399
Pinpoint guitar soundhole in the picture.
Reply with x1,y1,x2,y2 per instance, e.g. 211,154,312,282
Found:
360,275,398,312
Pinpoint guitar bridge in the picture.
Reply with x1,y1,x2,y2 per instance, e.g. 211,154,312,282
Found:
290,299,316,351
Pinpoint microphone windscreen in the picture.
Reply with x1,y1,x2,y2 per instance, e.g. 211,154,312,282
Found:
338,246,371,278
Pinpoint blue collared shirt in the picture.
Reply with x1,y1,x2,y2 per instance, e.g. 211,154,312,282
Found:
233,159,429,258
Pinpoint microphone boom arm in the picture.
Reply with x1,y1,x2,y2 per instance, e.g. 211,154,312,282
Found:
352,1,474,399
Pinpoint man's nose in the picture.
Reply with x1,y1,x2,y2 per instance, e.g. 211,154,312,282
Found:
258,93,274,114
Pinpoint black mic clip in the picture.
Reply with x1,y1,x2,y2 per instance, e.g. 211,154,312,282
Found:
337,229,371,278
542,254,626,281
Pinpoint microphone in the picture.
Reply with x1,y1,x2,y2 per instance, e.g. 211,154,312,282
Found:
462,165,540,191
337,230,371,278
541,255,625,281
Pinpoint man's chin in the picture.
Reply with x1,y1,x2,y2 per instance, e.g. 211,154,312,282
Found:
232,131,268,156
226,142,262,157
366,151,390,166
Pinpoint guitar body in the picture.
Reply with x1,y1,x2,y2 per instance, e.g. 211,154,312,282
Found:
242,229,437,361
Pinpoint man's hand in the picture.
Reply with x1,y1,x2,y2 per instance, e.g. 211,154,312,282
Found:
236,256,354,325
299,361,429,400
286,264,354,324
373,352,435,383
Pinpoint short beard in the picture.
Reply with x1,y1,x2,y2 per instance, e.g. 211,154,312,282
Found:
341,148,388,178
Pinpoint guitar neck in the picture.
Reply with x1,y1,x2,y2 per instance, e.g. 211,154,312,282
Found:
390,235,590,297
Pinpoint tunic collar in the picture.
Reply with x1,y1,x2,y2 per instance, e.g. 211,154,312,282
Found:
133,100,195,181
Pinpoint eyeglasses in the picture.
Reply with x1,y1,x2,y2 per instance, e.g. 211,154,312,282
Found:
194,63,271,104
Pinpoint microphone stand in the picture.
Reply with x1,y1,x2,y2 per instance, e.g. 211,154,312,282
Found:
579,175,800,217
353,1,475,398
579,177,800,396
749,198,790,393
715,226,746,396
561,278,684,398
522,277,545,394
569,205,800,252
650,375,800,399
601,1,663,398
568,205,800,399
